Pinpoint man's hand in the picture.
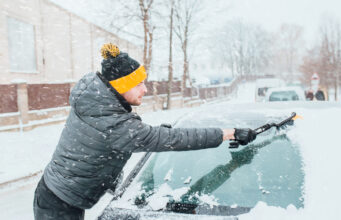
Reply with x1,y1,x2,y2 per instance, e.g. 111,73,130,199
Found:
233,128,257,145
222,129,235,141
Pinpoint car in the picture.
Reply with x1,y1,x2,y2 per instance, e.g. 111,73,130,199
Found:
255,78,285,102
265,86,306,102
97,102,323,220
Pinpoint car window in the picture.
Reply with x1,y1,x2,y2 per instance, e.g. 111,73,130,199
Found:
269,91,299,101
122,112,304,212
258,87,268,96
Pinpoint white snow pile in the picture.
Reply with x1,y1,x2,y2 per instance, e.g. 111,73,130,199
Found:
147,183,189,210
0,124,64,183
164,168,174,182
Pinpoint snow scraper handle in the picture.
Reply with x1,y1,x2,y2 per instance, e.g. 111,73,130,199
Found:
229,112,297,149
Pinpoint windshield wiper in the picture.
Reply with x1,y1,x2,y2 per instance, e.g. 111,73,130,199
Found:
166,202,197,214
166,202,251,216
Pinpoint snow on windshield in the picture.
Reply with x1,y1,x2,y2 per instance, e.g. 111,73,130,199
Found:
240,107,341,220
112,104,306,211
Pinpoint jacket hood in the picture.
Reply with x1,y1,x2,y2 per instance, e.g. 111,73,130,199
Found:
69,72,132,116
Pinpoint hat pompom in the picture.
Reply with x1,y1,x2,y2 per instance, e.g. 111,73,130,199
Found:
101,43,120,59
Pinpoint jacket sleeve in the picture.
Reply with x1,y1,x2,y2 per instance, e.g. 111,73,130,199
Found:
107,116,224,153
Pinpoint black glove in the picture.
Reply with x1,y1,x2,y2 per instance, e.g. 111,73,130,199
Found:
234,128,257,145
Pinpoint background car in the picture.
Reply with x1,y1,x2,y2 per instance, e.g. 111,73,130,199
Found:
98,103,306,220
265,86,306,102
255,78,285,102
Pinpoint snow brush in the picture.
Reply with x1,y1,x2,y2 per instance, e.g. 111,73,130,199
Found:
229,112,302,148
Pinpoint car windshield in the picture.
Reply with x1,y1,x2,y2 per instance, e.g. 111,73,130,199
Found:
269,90,299,101
123,111,304,214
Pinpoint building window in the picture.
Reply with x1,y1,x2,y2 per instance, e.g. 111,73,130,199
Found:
7,17,37,72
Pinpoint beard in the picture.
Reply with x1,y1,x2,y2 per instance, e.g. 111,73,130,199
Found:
130,97,142,106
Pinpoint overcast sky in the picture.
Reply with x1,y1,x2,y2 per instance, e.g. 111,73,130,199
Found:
50,0,341,79
226,0,341,45
50,0,341,46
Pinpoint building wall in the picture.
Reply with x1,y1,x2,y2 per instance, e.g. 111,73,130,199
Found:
0,0,142,84
71,15,92,80
0,0,242,132
0,0,143,131
41,1,72,81
0,0,44,83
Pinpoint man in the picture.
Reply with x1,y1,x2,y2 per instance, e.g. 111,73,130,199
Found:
33,43,256,219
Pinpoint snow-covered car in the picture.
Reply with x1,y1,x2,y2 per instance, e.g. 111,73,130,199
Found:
265,86,306,102
98,102,327,220
255,78,285,102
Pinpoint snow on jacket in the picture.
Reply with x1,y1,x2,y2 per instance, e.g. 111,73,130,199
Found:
43,72,223,209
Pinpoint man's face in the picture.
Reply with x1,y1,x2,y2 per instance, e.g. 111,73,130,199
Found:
121,81,148,106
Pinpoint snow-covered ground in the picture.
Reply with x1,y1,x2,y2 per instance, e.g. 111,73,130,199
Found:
1,82,341,220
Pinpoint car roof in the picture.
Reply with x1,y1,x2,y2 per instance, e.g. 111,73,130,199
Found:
266,86,304,93
255,78,284,87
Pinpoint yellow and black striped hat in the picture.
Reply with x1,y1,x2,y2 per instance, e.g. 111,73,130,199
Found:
100,43,147,94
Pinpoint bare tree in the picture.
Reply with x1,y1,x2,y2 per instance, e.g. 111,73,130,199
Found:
218,20,272,77
173,0,202,97
105,0,157,75
166,0,175,109
272,24,305,82
299,16,341,100
299,47,321,86
138,0,155,74
318,16,341,100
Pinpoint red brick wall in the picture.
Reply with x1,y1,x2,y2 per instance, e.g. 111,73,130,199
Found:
27,84,70,110
199,87,219,99
145,81,181,96
1,78,242,114
0,85,18,113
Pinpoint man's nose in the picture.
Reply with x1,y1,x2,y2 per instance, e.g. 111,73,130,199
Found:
143,84,148,94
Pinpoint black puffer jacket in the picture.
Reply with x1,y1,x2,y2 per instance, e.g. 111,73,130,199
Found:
43,72,223,209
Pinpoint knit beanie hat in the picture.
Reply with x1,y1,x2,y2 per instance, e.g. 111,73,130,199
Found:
100,43,147,94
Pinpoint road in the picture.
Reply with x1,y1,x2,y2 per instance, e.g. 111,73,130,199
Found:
0,174,114,220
